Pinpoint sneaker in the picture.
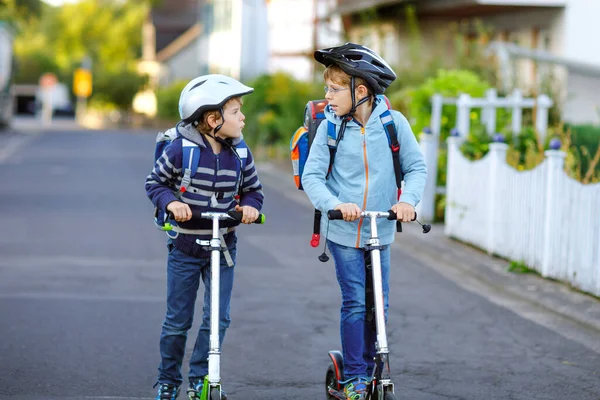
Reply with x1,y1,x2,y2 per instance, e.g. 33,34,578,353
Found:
344,377,369,400
187,377,227,400
154,383,180,400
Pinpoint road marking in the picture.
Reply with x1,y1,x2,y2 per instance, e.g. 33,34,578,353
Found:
0,132,40,163
0,255,163,269
0,291,164,303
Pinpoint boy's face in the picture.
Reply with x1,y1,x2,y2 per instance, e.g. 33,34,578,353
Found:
324,79,352,117
215,99,245,139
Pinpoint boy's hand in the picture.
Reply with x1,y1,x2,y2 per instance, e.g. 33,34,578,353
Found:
235,205,259,224
334,203,362,221
391,202,415,222
166,201,192,222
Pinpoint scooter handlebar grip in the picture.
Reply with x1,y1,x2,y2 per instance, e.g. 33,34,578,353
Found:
327,210,344,220
228,211,266,224
310,233,320,247
386,210,418,221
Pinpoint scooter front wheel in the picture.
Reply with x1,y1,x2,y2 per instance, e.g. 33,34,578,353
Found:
384,391,397,400
209,387,221,400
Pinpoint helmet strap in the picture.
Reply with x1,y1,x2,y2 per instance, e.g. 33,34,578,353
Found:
342,76,372,120
213,107,225,136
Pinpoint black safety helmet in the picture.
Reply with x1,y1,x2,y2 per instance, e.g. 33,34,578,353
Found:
314,42,396,94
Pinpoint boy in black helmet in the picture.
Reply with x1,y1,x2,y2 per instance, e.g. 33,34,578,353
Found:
302,43,427,400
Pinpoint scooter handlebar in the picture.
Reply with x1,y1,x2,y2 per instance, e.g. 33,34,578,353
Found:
327,209,417,221
167,211,266,224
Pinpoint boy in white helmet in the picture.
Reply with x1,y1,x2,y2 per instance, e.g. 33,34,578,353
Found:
145,74,264,400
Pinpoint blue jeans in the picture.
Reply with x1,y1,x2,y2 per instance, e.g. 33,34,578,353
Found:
327,240,390,380
157,241,236,386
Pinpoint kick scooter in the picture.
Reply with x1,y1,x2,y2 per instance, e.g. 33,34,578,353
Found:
324,209,430,400
166,210,265,400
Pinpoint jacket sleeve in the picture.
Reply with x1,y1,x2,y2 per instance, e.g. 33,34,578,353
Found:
145,141,181,212
301,122,342,213
395,112,427,207
239,147,264,211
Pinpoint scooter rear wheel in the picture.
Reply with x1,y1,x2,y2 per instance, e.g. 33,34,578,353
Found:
384,391,397,400
325,364,338,399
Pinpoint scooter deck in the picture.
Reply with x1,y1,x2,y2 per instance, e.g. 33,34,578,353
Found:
327,387,347,399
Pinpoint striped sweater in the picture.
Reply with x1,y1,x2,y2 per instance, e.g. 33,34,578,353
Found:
145,122,264,258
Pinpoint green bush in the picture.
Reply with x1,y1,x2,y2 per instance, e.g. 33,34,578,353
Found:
91,67,149,111
400,69,491,138
242,72,322,148
561,124,600,183
156,80,187,122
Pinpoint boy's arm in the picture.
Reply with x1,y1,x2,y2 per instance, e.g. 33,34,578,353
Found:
145,142,182,212
238,148,264,211
395,113,427,207
301,122,341,213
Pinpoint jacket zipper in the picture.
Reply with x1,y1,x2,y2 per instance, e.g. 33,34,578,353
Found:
355,126,369,248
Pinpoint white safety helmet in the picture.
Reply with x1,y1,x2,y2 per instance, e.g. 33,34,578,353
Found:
178,74,254,125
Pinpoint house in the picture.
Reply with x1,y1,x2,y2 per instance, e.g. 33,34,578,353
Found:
267,0,343,81
322,0,600,124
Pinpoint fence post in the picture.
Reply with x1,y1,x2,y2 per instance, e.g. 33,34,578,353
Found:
456,94,471,138
536,94,553,146
430,94,443,137
486,134,509,255
444,132,461,236
541,138,567,277
418,128,438,222
483,88,497,135
511,88,523,135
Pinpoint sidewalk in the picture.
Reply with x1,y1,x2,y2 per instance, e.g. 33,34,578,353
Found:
7,115,84,133
259,159,600,352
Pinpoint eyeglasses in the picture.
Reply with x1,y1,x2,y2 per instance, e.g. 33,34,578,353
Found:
324,86,349,95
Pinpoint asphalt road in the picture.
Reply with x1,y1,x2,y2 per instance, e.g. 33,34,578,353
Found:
0,127,598,400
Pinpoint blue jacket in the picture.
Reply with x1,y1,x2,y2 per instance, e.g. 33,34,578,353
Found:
301,97,427,248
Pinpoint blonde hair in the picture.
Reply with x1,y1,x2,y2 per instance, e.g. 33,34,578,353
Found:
323,65,372,96
196,97,243,135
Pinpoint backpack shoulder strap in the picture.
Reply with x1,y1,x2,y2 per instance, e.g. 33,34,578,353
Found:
326,121,338,176
380,110,403,188
235,140,249,170
180,138,201,193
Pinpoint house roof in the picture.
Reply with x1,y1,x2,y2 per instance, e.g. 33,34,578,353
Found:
329,0,565,16
156,23,202,63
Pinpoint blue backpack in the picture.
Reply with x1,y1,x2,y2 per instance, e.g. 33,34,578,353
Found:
289,95,404,246
152,126,248,236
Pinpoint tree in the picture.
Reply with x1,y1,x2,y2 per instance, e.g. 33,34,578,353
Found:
9,0,152,110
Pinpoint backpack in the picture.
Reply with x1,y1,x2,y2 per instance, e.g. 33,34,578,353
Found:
289,95,404,246
152,126,248,236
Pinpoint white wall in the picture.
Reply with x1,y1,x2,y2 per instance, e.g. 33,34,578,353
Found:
563,0,600,66
163,40,202,86
241,0,269,81
267,0,342,81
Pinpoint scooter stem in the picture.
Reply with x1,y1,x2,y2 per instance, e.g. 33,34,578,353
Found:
367,214,389,355
207,215,221,385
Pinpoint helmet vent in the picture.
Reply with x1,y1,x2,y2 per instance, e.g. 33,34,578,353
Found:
189,80,207,91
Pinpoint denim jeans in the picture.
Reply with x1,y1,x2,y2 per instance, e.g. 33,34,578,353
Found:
157,240,237,386
327,240,390,379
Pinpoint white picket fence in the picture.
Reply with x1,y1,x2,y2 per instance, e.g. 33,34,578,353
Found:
445,136,600,296
418,89,554,223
